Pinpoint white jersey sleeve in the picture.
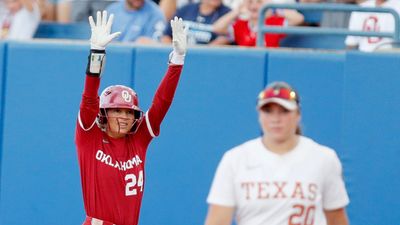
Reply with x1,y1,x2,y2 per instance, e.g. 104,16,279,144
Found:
207,151,236,207
321,149,350,210
345,11,362,47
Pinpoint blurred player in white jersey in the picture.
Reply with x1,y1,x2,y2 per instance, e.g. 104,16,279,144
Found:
346,0,400,52
75,10,187,225
205,82,350,225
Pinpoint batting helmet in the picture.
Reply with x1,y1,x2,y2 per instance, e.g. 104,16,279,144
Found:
96,85,144,133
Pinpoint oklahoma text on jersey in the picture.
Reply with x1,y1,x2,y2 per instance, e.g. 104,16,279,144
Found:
95,149,143,171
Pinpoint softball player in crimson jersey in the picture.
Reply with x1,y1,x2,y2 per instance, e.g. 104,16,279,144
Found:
205,82,350,225
75,11,187,225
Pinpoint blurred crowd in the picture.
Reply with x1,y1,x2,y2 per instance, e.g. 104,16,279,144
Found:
1,0,400,51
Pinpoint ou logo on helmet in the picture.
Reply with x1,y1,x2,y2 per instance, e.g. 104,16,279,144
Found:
122,90,132,103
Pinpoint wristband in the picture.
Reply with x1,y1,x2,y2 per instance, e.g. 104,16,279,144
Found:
86,49,106,77
169,51,185,65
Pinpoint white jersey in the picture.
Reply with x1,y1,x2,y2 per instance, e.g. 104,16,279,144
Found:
207,136,349,225
0,4,41,40
345,0,400,52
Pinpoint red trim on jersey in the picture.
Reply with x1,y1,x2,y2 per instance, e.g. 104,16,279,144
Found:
233,15,286,47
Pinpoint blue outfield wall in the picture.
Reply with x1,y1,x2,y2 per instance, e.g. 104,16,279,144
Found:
342,52,400,225
0,41,399,225
0,42,5,194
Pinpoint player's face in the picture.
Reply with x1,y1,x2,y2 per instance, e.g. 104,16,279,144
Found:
246,0,267,20
258,103,300,143
5,0,22,13
126,0,144,10
106,108,136,138
202,0,222,8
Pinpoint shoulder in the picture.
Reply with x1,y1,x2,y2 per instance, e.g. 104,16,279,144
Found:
144,0,162,12
177,3,199,14
106,2,122,12
144,0,165,18
299,136,341,164
385,0,400,12
218,4,231,15
223,137,261,161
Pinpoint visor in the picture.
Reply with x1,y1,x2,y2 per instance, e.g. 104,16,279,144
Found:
257,82,299,111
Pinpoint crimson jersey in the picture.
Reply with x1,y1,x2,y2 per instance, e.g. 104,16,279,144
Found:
233,15,286,48
75,65,183,225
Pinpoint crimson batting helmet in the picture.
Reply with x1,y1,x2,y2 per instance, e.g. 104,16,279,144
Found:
96,85,144,133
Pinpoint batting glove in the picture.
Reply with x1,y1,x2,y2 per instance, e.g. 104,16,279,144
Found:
88,11,121,50
169,16,188,65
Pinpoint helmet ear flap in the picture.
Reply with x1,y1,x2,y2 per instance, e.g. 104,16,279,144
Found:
96,108,108,131
99,108,108,124
134,110,143,120
130,110,144,133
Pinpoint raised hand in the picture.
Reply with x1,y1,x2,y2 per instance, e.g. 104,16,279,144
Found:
88,11,121,50
171,16,188,56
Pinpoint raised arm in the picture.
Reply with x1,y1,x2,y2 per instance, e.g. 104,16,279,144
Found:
212,2,246,35
282,9,305,26
79,11,121,129
146,17,187,137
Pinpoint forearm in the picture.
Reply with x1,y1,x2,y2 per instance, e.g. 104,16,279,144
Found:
160,35,172,44
209,36,231,45
283,9,305,26
147,17,186,132
213,10,240,35
56,2,71,23
159,0,177,21
79,50,105,127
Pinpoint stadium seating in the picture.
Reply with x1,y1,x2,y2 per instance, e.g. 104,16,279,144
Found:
34,22,90,40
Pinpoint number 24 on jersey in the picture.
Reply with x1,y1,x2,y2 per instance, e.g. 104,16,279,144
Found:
125,170,143,196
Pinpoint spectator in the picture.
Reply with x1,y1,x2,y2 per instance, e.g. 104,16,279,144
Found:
297,0,324,26
161,0,231,46
320,0,357,28
204,81,350,225
160,0,242,22
53,0,70,22
212,0,304,47
37,0,55,21
51,0,114,23
106,0,166,42
346,0,400,52
159,0,185,21
0,0,41,39
70,0,114,22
